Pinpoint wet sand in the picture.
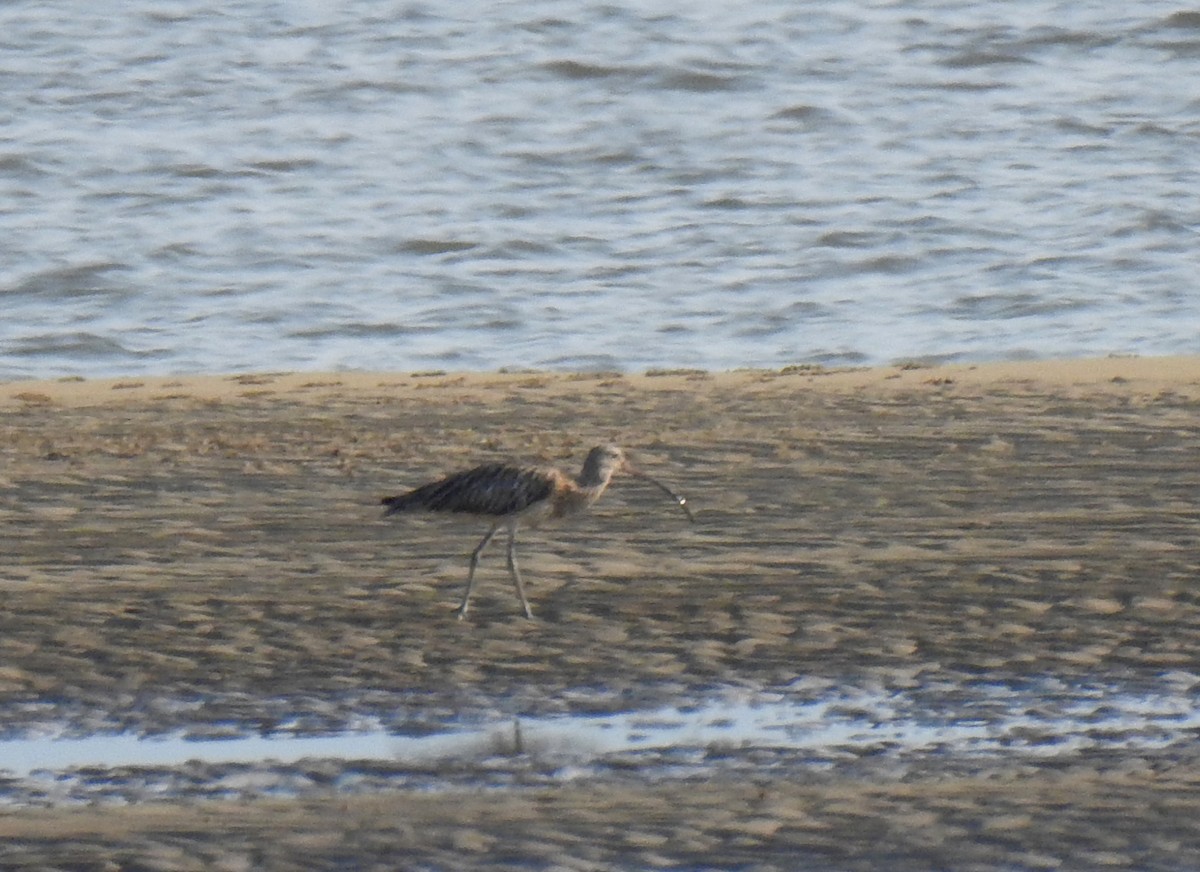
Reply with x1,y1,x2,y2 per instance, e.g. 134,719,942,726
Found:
2,358,1200,869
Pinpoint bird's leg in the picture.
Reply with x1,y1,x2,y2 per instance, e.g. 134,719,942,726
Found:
505,525,533,619
458,524,500,620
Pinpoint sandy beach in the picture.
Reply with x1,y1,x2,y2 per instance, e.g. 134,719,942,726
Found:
2,357,1199,870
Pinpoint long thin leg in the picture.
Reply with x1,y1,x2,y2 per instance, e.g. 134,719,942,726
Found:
505,524,533,619
458,524,500,620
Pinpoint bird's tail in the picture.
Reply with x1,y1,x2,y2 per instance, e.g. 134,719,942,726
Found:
380,493,420,516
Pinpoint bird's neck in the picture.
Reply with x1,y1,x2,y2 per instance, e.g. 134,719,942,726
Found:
576,479,611,503
551,469,614,518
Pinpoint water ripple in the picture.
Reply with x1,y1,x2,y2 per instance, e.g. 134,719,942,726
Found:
2,2,1199,378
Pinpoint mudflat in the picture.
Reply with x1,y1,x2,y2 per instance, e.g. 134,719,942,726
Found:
2,358,1199,870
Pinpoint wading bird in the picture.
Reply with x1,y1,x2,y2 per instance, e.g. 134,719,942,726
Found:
381,445,694,619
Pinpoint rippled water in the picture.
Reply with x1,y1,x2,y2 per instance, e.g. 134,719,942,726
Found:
3,2,1200,379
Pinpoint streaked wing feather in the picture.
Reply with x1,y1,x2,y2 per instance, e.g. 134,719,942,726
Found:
386,463,554,517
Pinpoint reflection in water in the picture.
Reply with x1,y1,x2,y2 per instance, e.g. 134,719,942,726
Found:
2,679,1197,779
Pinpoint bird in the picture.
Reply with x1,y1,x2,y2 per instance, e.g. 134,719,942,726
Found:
380,444,694,619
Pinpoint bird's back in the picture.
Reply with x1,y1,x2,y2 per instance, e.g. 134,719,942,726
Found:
382,463,556,518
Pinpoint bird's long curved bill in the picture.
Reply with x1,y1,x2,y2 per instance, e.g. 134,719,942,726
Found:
630,469,695,522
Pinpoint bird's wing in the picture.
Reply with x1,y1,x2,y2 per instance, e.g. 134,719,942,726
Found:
388,463,555,516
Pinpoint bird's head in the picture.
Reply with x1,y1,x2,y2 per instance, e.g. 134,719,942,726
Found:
582,444,628,481
585,444,694,522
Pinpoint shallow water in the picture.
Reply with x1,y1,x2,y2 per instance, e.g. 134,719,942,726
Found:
3,678,1197,805
3,2,1200,379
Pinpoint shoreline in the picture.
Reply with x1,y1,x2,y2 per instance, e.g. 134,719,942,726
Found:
5,354,1200,409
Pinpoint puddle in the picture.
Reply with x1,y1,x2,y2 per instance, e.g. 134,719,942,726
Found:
2,676,1197,790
